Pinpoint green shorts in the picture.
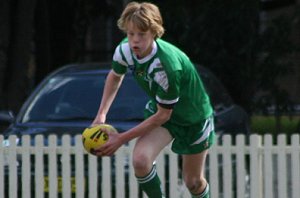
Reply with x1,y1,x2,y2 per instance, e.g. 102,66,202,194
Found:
163,116,215,154
144,103,216,155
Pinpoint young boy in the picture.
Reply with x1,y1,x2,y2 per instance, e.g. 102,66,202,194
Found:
92,2,215,198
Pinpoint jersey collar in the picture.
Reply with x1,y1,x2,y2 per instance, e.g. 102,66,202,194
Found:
133,41,157,64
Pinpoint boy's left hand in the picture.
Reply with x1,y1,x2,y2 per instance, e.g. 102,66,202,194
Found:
94,129,123,156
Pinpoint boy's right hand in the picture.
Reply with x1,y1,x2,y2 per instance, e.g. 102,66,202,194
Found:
91,113,106,126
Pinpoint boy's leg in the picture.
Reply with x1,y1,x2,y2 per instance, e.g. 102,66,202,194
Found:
191,183,210,198
182,150,210,198
133,127,173,198
136,164,164,197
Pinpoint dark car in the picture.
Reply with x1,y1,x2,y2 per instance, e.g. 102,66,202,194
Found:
1,63,149,144
0,62,249,138
0,62,250,196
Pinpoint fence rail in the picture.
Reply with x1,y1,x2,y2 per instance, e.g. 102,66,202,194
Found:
0,134,299,198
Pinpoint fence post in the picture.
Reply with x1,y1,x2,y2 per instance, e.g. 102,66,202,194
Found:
250,134,263,198
222,135,233,198
277,134,288,198
35,135,44,198
128,140,139,198
102,154,112,198
21,135,31,198
263,134,273,198
291,134,300,198
209,137,219,198
157,149,166,194
88,152,98,198
75,135,85,198
62,135,71,198
48,135,58,198
115,145,126,198
8,135,18,198
236,134,247,198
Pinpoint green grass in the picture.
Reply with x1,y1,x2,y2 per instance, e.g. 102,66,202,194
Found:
250,115,300,135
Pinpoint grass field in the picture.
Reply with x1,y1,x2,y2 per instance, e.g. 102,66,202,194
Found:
250,115,300,134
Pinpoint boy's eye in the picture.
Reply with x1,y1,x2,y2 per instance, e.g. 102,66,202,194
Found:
127,31,147,38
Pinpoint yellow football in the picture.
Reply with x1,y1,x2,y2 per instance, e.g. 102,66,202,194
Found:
82,124,117,155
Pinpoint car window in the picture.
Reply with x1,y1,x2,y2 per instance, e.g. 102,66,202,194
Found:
21,74,149,123
108,75,149,121
20,66,232,123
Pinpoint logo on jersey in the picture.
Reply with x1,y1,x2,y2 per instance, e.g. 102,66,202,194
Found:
148,58,169,92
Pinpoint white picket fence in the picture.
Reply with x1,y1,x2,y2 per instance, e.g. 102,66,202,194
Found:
0,134,299,198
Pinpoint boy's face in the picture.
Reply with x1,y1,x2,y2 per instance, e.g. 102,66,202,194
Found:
126,21,155,59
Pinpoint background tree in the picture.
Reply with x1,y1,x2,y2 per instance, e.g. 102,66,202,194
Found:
154,0,298,115
0,0,37,113
0,0,11,109
0,0,298,120
0,0,119,113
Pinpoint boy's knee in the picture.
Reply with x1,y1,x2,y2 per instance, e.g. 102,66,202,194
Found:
184,177,207,194
132,153,152,175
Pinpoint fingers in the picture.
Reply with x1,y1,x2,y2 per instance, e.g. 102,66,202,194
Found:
92,130,119,157
90,122,105,127
94,146,114,157
92,114,106,126
93,147,105,156
94,141,110,156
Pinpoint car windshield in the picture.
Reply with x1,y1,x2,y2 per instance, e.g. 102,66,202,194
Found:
21,73,149,123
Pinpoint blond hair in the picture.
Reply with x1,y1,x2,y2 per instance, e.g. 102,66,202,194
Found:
117,2,165,38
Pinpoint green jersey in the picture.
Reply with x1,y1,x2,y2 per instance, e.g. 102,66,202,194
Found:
112,38,213,126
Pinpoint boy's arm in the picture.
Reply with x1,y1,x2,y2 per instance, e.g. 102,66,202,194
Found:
119,104,173,143
92,69,124,125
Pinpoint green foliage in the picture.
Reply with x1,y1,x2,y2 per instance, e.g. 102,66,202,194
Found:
251,115,300,134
